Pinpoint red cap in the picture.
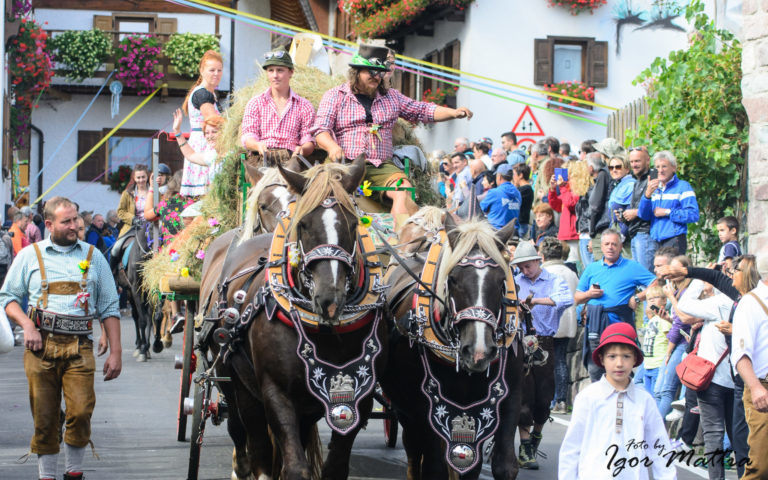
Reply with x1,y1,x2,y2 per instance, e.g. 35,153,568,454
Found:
591,322,643,368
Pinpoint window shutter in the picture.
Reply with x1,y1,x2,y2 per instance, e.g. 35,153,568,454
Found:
156,17,178,36
3,96,11,173
77,131,106,182
587,40,608,88
533,38,553,86
451,40,460,70
158,132,185,174
93,15,113,32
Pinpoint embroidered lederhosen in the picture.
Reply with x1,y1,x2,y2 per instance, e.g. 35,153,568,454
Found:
30,243,96,335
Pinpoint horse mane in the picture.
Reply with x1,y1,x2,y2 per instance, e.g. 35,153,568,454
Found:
435,219,511,312
288,163,357,240
398,206,444,236
240,167,285,244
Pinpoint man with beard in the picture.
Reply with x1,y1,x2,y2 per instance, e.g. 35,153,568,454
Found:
0,196,121,480
241,46,315,162
622,146,654,271
312,44,472,223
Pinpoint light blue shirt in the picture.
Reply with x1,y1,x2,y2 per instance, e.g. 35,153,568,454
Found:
577,256,656,324
516,268,573,336
0,239,120,321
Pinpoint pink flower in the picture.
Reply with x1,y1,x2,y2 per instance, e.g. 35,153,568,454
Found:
195,250,205,260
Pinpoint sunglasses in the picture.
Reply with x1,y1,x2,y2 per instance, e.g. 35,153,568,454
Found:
264,51,286,60
608,165,624,170
367,69,386,79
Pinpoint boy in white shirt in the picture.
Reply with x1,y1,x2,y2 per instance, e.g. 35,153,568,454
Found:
559,322,677,479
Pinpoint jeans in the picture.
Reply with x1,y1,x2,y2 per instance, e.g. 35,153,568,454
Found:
518,223,531,240
697,382,734,480
579,237,594,269
643,366,659,395
587,331,604,382
553,337,570,404
679,385,700,446
656,342,686,418
655,233,687,256
631,232,656,273
733,375,749,478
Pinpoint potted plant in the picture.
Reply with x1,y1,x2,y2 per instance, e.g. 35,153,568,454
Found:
347,0,474,38
50,29,112,82
546,0,606,15
163,33,220,78
10,0,32,19
108,165,133,192
9,19,53,149
543,80,595,112
115,35,164,96
422,86,458,107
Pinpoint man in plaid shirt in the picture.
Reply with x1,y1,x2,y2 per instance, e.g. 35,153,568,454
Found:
312,44,472,220
241,46,315,158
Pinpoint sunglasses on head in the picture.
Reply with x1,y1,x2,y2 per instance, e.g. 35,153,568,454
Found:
264,51,286,60
628,147,646,152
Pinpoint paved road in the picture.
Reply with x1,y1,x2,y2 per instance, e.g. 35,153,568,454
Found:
0,316,733,479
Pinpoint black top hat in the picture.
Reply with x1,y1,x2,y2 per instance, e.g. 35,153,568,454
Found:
348,44,390,71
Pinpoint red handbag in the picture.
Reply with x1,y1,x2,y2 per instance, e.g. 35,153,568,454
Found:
675,334,729,392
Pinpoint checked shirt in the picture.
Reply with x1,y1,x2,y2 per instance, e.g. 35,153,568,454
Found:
311,83,436,166
240,88,316,151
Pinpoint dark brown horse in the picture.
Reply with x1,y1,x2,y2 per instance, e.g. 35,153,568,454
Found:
381,214,524,479
199,156,388,480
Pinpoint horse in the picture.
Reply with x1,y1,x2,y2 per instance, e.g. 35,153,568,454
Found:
112,223,165,362
198,156,389,480
240,166,292,239
380,213,524,479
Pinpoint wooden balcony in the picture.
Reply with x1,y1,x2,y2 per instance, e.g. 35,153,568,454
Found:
45,29,224,98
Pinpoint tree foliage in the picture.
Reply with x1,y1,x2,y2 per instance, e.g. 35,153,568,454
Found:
626,0,748,259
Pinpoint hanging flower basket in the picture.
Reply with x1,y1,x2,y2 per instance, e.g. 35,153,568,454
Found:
115,35,164,96
10,0,32,20
163,33,220,78
543,80,595,112
348,0,474,38
9,19,54,149
50,29,113,83
422,86,458,106
108,164,133,192
547,0,606,15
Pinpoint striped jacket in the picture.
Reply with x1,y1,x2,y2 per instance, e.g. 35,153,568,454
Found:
637,174,699,242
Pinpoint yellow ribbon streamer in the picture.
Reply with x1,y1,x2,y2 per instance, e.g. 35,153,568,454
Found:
32,84,165,206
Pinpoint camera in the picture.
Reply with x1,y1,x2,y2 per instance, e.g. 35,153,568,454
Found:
650,305,661,313
714,264,723,272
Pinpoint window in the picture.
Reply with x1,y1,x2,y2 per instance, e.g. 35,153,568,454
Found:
395,39,460,103
76,130,184,183
534,36,608,87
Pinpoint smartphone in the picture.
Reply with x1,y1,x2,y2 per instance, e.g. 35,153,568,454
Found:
714,263,723,272
649,168,658,180
592,283,600,289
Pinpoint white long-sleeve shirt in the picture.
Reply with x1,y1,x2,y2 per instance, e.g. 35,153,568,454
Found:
677,279,734,389
732,281,768,379
559,377,677,480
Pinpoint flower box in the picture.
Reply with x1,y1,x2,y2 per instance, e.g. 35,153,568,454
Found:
544,80,594,114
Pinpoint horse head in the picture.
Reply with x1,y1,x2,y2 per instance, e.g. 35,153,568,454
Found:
439,215,517,373
278,155,366,326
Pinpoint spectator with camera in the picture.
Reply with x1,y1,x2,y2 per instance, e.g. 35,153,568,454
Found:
638,151,700,254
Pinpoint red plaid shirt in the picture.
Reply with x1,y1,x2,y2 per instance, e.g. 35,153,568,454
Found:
240,88,315,151
311,83,437,166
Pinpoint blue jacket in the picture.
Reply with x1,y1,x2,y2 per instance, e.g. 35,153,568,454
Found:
480,181,521,230
638,175,699,242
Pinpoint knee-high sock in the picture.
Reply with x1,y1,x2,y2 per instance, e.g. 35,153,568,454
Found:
38,453,58,479
64,443,85,474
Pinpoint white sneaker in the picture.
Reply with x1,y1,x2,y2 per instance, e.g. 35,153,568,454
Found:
671,399,685,411
665,409,684,422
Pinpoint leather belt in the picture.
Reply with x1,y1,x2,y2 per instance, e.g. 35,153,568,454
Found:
34,309,95,335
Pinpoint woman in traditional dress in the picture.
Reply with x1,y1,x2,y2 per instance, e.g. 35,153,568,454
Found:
180,50,223,197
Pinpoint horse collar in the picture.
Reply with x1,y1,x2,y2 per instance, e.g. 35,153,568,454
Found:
421,348,510,474
292,307,384,434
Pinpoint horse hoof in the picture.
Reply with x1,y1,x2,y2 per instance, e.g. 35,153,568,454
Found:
132,349,140,358
137,353,147,362
152,339,164,354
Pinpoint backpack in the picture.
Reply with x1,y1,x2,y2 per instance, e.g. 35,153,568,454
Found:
0,235,12,266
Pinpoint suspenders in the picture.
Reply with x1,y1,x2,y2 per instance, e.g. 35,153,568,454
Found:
33,243,95,315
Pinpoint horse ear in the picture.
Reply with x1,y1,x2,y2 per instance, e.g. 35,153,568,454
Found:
472,206,486,221
496,218,518,246
340,155,367,194
285,155,303,173
445,213,461,250
277,161,308,193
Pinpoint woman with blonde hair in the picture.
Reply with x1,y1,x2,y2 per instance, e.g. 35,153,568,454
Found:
180,50,223,197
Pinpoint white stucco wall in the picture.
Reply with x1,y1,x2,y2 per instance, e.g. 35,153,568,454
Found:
233,0,272,90
400,0,737,154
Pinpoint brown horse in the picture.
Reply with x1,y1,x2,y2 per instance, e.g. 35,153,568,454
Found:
381,214,524,479
199,156,388,480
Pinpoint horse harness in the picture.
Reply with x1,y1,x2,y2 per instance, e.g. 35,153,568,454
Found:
203,198,388,435
29,243,96,336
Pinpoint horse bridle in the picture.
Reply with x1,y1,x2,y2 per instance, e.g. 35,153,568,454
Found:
445,255,507,340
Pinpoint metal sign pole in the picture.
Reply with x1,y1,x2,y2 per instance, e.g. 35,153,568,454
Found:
152,138,160,253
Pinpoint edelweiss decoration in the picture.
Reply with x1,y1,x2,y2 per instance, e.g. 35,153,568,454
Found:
421,349,510,473
293,308,384,433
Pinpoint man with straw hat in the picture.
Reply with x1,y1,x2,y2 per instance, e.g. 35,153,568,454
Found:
312,44,473,223
241,46,316,165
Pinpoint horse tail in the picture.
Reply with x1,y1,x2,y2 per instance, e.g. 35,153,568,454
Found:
306,423,322,480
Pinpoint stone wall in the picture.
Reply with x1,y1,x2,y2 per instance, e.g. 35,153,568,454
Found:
743,0,768,250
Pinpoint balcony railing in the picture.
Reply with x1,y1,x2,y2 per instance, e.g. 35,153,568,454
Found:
46,29,222,93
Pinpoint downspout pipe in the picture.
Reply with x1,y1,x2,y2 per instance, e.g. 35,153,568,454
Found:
30,124,44,211
229,0,236,96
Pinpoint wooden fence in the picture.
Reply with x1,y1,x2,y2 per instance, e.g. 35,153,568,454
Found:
606,97,648,144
